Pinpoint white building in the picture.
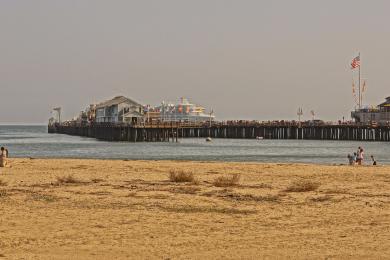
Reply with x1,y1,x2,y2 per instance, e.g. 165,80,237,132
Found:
95,96,143,123
155,98,215,122
351,96,390,125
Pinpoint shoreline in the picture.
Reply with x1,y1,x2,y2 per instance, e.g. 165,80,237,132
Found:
6,157,386,167
1,158,389,259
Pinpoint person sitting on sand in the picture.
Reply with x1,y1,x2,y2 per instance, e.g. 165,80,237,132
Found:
347,154,354,165
371,155,377,166
0,147,7,167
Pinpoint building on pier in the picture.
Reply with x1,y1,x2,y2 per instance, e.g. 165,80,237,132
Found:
351,96,390,125
95,96,144,123
145,97,215,123
70,96,214,125
378,96,390,122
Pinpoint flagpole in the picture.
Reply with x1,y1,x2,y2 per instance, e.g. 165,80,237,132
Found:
358,52,361,109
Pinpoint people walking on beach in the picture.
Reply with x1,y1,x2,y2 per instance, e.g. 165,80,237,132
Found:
0,147,8,167
371,155,377,166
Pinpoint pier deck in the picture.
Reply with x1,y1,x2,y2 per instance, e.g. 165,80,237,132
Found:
48,122,390,142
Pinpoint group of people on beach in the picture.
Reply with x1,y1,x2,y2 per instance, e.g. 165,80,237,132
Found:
347,146,377,166
0,147,9,167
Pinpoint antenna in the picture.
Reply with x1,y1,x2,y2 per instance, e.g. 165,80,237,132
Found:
310,110,315,120
209,108,214,127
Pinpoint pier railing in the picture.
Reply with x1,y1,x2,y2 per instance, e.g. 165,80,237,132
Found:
52,120,390,128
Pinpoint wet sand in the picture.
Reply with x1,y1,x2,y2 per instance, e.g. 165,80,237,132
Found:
0,159,389,259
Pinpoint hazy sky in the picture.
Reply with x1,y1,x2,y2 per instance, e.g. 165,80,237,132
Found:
1,0,390,123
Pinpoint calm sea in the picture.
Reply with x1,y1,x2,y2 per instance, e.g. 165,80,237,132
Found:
0,125,389,165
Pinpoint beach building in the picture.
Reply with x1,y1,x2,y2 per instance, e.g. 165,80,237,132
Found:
95,96,144,123
351,96,390,125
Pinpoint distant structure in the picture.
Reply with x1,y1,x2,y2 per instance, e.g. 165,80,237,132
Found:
48,107,62,125
146,97,214,123
349,53,390,125
49,95,390,142
351,96,390,125
94,96,144,124
75,104,96,124
64,96,214,125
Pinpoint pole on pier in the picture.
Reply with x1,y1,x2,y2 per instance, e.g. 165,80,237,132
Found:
358,52,361,109
297,107,303,127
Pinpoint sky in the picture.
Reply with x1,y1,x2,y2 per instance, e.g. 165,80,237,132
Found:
1,0,390,124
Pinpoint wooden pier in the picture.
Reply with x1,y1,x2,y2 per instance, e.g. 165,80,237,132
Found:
48,121,390,142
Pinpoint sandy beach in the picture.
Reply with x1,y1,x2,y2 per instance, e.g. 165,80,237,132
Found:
0,158,389,259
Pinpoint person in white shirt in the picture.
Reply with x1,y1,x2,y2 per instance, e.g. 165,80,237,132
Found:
0,147,8,167
357,147,364,165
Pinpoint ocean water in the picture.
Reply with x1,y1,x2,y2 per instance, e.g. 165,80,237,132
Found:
0,125,389,165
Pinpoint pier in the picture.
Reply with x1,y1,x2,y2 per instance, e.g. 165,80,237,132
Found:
48,121,390,142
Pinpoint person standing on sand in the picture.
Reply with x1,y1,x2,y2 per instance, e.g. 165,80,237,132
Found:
0,147,7,167
371,155,377,166
359,147,364,165
347,154,354,165
356,147,363,165
352,152,357,165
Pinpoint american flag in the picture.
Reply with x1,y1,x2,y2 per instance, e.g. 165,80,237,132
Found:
351,55,360,69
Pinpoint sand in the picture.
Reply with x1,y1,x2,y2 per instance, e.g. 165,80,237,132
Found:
0,158,389,259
